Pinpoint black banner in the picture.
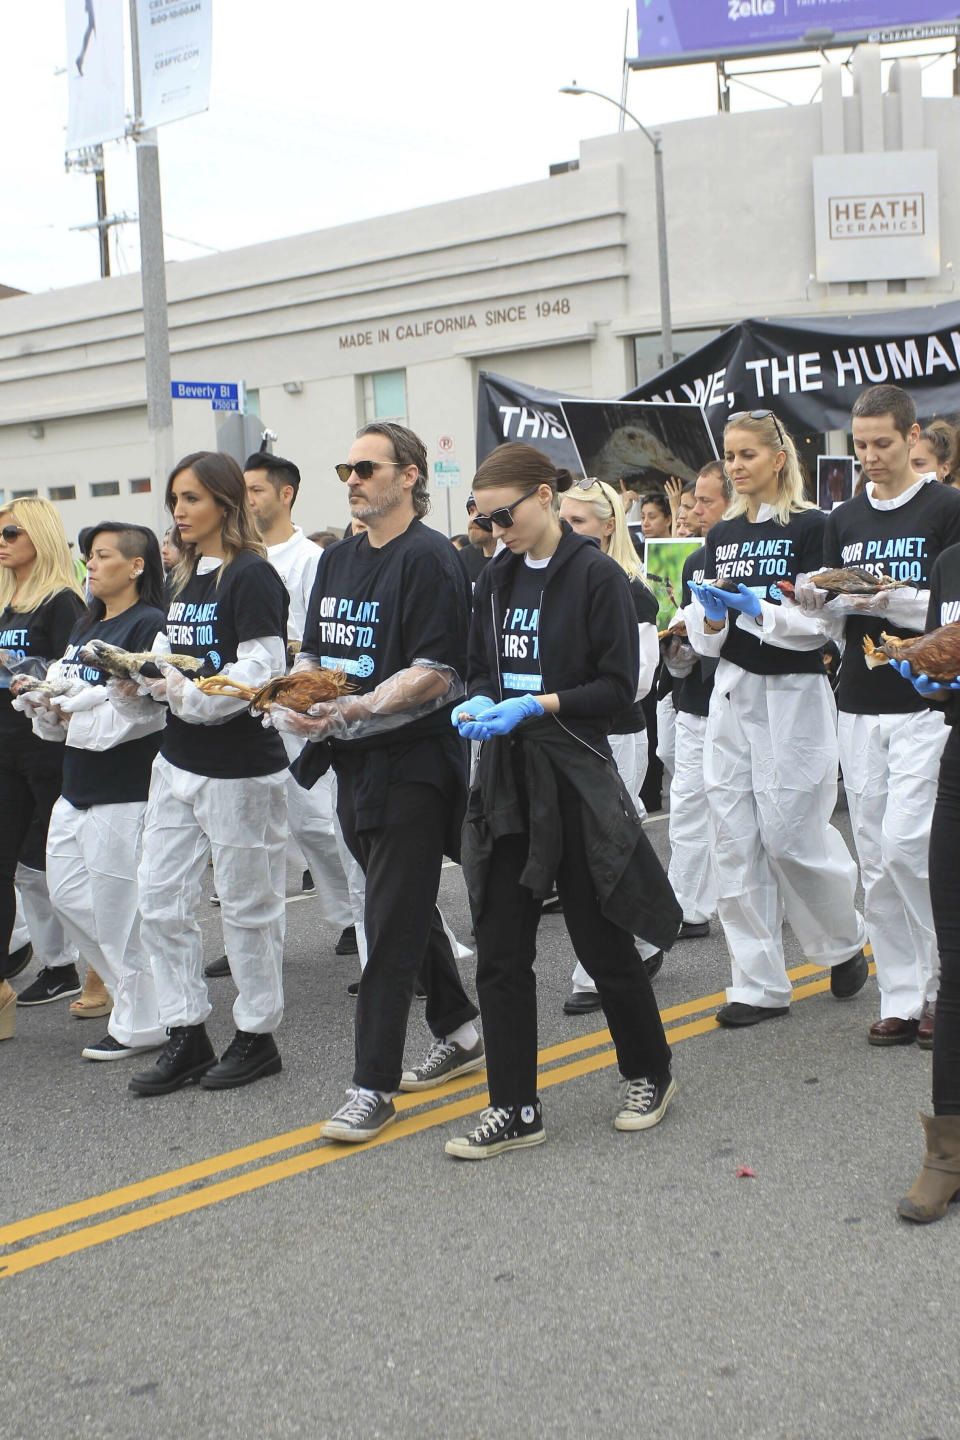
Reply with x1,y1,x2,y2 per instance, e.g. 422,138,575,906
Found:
476,302,960,466
627,301,960,439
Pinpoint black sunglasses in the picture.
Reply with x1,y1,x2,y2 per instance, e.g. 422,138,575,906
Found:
0,525,25,543
334,460,405,483
473,486,542,530
570,477,617,517
730,409,786,447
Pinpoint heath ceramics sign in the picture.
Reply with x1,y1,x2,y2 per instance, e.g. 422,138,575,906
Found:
813,151,940,283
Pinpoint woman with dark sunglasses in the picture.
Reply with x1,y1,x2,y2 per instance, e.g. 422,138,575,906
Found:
0,498,85,1025
444,442,680,1160
684,411,866,1027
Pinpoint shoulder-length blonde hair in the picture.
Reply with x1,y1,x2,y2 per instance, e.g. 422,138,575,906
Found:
722,412,815,525
562,478,650,586
165,451,265,596
0,496,84,613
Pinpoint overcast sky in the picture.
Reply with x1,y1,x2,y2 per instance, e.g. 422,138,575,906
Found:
4,3,956,294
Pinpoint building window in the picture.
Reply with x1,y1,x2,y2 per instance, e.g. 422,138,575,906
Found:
11,489,38,498
245,388,260,417
362,369,407,424
90,481,120,498
129,477,151,494
633,328,725,386
48,485,77,502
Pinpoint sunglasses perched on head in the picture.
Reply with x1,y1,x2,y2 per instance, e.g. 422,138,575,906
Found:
472,486,542,530
730,409,786,448
570,477,616,517
0,525,25,543
334,460,404,484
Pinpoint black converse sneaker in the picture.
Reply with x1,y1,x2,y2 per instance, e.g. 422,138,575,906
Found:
82,1034,162,1062
444,1100,545,1160
321,1088,396,1142
614,1074,676,1131
399,1036,485,1091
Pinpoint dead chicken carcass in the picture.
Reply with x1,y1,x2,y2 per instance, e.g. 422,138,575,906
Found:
77,639,205,680
193,666,355,713
776,567,907,602
863,622,960,682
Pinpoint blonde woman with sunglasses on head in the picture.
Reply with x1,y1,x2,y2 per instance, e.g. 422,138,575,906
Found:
0,498,85,1031
684,410,866,1028
558,477,665,1013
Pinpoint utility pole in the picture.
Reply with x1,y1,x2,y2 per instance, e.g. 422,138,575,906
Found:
129,0,175,540
94,162,110,278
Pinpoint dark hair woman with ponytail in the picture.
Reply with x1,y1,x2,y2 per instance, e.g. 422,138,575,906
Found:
443,442,681,1160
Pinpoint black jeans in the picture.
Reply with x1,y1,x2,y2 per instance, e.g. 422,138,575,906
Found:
475,768,671,1108
931,727,960,1114
336,775,478,1093
0,727,64,955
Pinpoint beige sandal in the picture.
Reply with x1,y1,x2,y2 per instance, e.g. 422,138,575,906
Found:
69,967,113,1019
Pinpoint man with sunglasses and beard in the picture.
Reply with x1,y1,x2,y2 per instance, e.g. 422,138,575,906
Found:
457,494,498,586
272,423,482,1140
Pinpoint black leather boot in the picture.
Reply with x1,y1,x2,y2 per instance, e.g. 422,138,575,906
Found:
199,1030,282,1089
128,1024,216,1095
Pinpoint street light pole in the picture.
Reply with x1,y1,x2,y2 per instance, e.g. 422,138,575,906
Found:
560,85,674,369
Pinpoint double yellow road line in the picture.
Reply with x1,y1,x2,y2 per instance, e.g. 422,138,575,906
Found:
0,959,867,1280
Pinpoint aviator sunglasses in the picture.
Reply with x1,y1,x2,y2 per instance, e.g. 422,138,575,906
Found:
730,409,786,447
334,460,405,483
0,525,25,543
472,486,542,530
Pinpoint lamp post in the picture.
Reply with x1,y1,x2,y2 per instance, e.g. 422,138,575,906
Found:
560,85,674,369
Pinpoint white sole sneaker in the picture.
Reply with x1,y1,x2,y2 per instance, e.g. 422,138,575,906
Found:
81,1040,163,1062
444,1128,545,1160
614,1076,677,1132
399,1043,486,1092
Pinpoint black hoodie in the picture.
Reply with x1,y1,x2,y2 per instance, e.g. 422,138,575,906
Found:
467,522,639,755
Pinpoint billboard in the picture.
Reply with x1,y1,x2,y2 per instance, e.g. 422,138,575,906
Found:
633,1,960,70
65,0,126,151
135,0,212,130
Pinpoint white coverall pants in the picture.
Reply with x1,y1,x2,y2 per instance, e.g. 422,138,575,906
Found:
281,733,353,930
667,711,717,926
46,797,166,1047
704,667,865,1009
139,756,287,1034
655,693,677,779
571,731,658,994
838,708,946,1020
9,889,29,953
15,861,76,970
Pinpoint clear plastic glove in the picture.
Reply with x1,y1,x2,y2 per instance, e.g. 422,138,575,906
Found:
270,661,462,743
160,661,249,726
825,589,897,616
107,677,164,722
716,583,762,619
136,673,168,704
792,572,829,612
472,693,544,738
264,704,319,738
890,658,960,697
451,695,495,731
663,637,698,678
689,582,727,624
11,688,53,720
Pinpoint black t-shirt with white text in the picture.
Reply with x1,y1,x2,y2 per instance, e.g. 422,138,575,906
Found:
0,587,85,738
499,561,546,698
705,508,826,676
300,520,470,748
161,551,289,778
923,545,960,728
676,546,715,717
59,602,166,808
823,480,960,715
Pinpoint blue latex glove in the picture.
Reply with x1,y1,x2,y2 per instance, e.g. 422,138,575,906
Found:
473,693,544,738
890,658,960,697
689,582,727,624
451,694,495,729
717,582,763,619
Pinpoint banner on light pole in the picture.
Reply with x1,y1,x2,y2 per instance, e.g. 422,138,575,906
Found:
135,0,212,129
65,0,126,150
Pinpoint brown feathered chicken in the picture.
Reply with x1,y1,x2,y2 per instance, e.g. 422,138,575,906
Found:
658,618,687,641
776,567,906,602
194,667,355,713
863,623,960,682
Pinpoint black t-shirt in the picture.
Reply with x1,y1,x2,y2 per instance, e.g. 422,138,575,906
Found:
300,519,470,749
705,508,826,676
59,602,166,809
499,561,546,698
0,587,85,738
823,480,960,715
161,551,289,779
457,544,488,587
676,546,715,718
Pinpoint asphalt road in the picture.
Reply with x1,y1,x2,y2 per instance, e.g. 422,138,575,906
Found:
1,804,957,1440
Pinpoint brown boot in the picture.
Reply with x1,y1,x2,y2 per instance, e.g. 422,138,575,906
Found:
897,1113,960,1223
69,967,113,1019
